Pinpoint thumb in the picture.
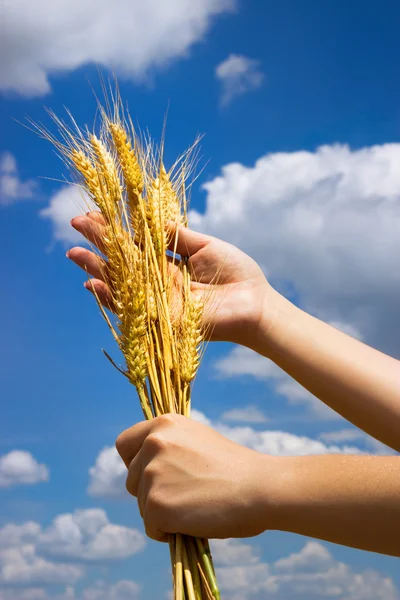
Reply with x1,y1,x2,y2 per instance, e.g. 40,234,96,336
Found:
167,222,211,257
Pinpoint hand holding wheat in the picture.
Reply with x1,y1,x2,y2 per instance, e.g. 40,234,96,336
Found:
115,413,280,542
68,212,271,347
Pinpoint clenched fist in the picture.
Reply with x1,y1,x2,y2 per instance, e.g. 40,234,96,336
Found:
115,413,282,542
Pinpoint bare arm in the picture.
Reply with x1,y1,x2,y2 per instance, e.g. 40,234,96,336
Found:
116,415,400,557
275,453,400,556
251,292,400,451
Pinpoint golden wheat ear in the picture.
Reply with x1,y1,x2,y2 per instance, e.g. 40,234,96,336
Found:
36,92,220,600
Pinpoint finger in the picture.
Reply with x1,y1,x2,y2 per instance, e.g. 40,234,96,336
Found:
115,420,154,468
167,223,211,258
115,414,177,468
71,215,106,253
143,518,168,543
84,278,114,310
86,211,105,225
126,453,142,499
67,247,106,281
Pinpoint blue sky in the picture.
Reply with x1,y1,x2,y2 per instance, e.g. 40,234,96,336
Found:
1,1,400,598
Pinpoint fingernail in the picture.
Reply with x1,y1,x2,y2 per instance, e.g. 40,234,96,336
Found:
83,281,89,290
66,251,70,259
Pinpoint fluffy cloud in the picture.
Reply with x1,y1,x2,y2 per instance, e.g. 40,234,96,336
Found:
319,429,368,444
79,580,140,600
212,539,399,600
0,153,36,206
215,54,264,105
37,509,145,561
0,451,49,488
87,447,127,498
191,143,400,356
40,185,93,245
0,523,41,548
215,346,338,419
0,510,144,597
0,590,50,600
221,405,268,423
192,410,364,456
318,428,394,455
0,580,140,600
0,509,145,589
0,545,82,586
0,0,235,96
210,539,260,567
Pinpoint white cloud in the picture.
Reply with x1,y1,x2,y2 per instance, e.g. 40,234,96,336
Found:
214,346,337,419
221,405,268,423
80,580,140,600
0,580,140,600
0,589,50,600
87,447,127,498
318,429,368,444
40,185,93,245
0,153,36,206
215,54,264,105
0,523,41,548
318,428,394,455
0,451,49,488
217,563,274,599
328,321,363,341
191,143,400,356
274,540,332,573
0,509,145,590
191,409,363,455
212,539,399,600
37,509,145,561
0,0,235,96
211,539,260,566
0,545,83,586
0,511,144,597
0,153,17,173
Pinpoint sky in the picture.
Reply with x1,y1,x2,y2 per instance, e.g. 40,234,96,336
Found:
1,0,400,598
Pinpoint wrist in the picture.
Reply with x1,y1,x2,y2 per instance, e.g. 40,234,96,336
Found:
248,454,296,535
247,288,297,358
263,456,322,535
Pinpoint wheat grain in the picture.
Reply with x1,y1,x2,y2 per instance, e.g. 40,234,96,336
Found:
40,99,220,600
71,148,108,212
109,122,144,233
90,134,121,206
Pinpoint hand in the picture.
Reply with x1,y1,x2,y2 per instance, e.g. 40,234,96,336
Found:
67,212,277,347
115,413,280,542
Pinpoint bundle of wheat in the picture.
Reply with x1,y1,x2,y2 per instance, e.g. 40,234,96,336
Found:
35,101,220,600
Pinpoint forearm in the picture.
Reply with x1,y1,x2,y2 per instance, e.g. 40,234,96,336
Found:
252,291,400,450
269,454,400,556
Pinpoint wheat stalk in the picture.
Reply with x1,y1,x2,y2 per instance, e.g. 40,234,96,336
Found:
37,101,220,599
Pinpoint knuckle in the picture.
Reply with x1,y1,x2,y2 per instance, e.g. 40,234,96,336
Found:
147,498,175,535
155,413,180,427
144,432,168,453
143,498,170,542
115,432,126,456
146,489,163,512
144,521,159,542
125,475,132,494
144,522,153,540
125,472,137,497
142,461,160,482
